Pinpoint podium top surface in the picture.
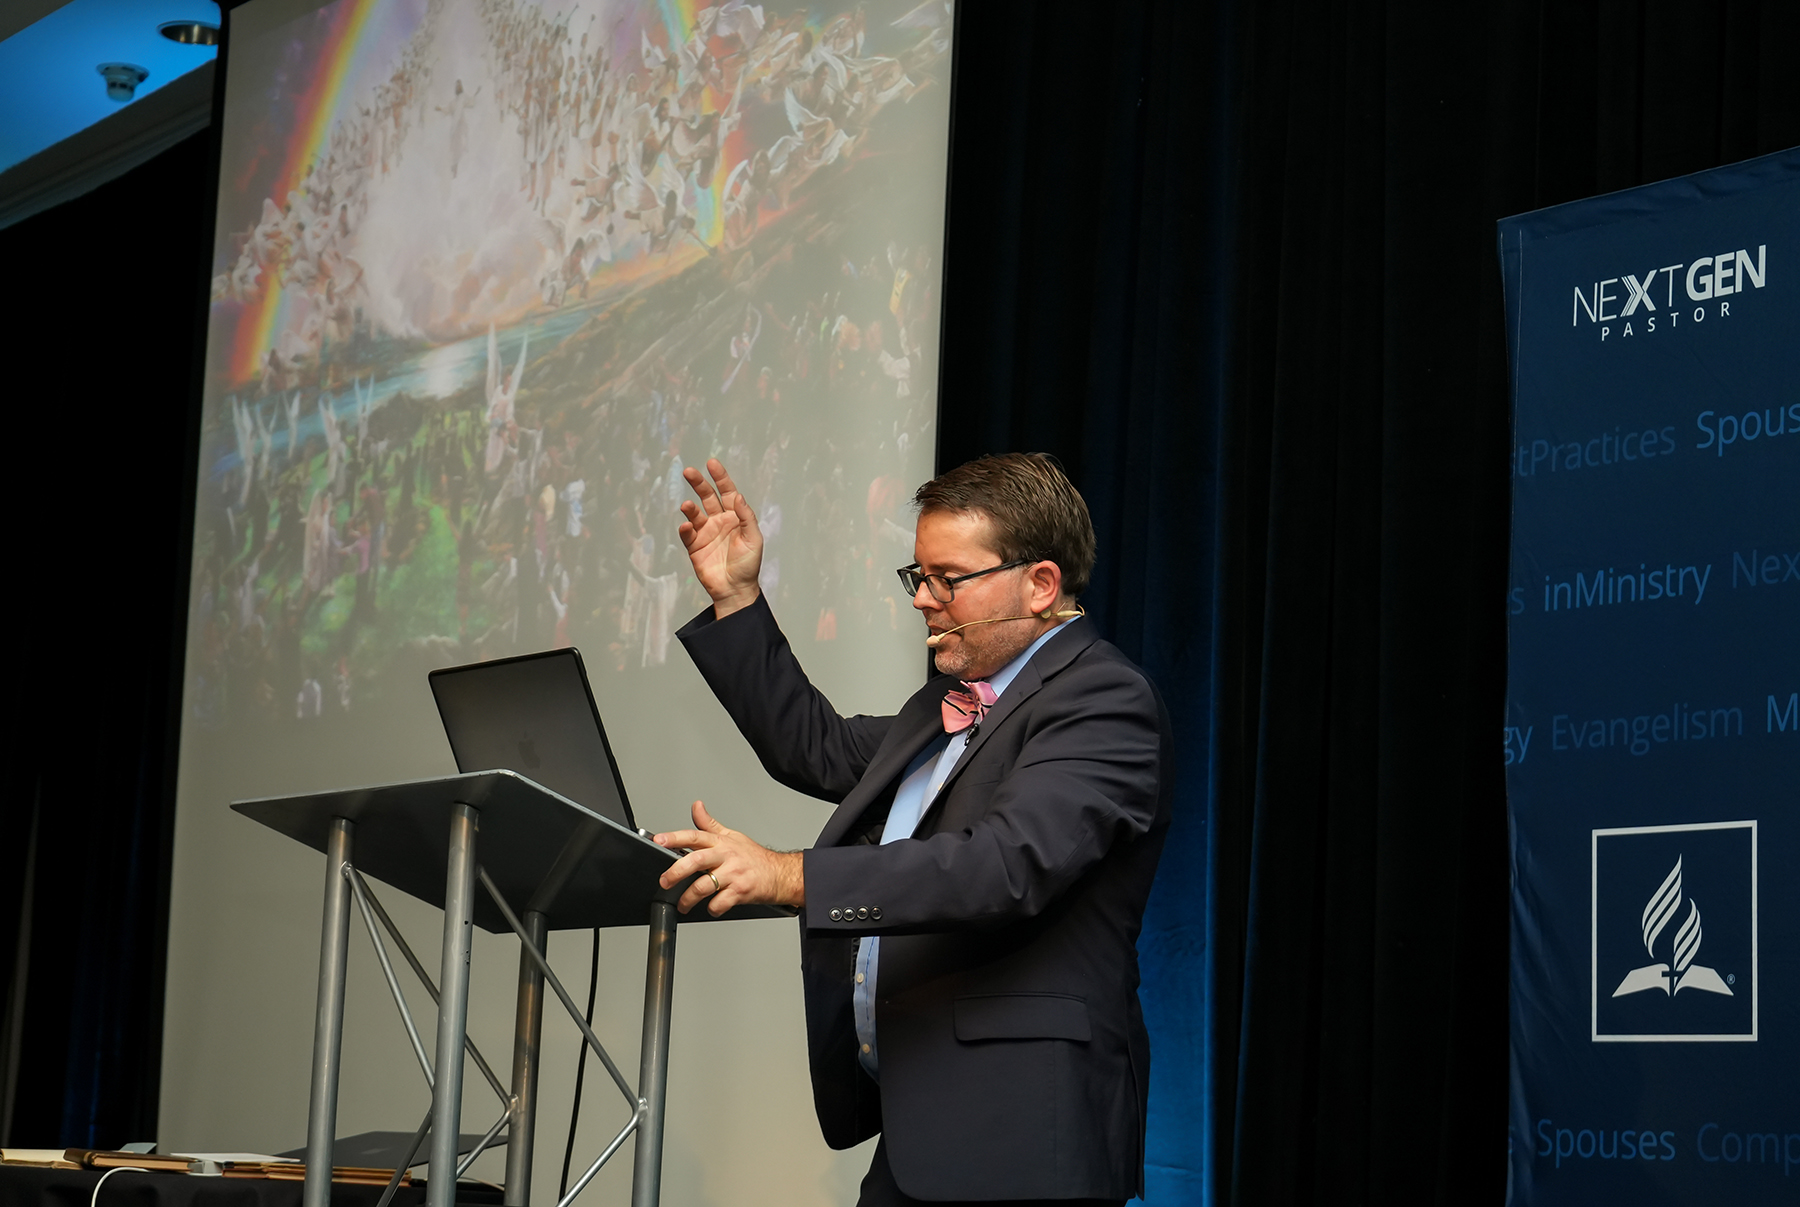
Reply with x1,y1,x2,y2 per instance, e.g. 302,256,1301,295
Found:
233,771,789,932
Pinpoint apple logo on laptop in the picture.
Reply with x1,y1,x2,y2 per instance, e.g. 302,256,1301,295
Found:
517,735,542,769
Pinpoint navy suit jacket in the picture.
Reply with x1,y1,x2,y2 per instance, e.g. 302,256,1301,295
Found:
678,596,1172,1201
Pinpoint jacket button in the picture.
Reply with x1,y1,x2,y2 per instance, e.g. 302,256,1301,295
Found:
829,909,842,921
870,907,882,920
856,907,869,920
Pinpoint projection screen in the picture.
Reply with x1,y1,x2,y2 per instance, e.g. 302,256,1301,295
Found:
163,1,952,1201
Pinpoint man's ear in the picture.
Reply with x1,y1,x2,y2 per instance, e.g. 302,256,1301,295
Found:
1027,560,1064,615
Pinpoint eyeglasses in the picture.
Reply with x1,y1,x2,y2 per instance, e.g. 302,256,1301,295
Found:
895,559,1031,603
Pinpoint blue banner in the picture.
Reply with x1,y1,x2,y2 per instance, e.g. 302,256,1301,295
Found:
1501,149,1799,1204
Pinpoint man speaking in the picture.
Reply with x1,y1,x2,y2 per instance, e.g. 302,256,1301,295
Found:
655,453,1173,1206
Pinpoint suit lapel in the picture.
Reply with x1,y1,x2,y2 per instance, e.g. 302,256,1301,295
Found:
815,622,1103,847
921,621,1101,820
814,677,955,848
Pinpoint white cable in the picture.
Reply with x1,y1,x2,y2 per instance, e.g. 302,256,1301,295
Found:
90,1165,152,1207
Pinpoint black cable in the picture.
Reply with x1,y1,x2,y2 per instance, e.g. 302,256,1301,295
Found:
559,927,600,1199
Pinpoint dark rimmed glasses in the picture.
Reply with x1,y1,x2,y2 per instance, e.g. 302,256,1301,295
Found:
896,559,1032,603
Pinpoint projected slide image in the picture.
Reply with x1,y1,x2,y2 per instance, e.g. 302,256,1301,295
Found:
189,0,952,728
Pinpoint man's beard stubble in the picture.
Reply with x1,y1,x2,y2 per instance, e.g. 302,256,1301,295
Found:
928,600,1044,681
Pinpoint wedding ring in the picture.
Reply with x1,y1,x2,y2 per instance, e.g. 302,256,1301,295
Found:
706,870,722,894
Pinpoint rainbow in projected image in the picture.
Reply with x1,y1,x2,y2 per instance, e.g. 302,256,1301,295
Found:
191,0,951,727
222,0,388,385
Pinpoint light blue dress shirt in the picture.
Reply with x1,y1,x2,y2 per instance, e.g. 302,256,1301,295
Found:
852,618,1079,1081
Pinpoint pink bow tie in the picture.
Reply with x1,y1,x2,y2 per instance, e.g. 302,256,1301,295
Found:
942,680,998,734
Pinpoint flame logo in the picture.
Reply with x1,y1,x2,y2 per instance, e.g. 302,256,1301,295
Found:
1641,856,1683,956
1613,855,1733,999
1672,900,1704,975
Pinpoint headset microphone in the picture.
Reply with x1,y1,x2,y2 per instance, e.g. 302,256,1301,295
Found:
924,605,1086,647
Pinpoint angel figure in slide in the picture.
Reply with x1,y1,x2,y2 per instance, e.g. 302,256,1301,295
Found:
284,391,302,464
485,324,528,477
434,79,481,179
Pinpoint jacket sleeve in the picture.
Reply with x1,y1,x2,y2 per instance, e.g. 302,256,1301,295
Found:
800,653,1166,932
677,593,894,803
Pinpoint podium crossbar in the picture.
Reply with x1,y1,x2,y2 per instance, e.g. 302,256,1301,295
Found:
478,867,637,1109
477,866,648,1206
352,868,512,1104
348,865,436,1088
458,1102,513,1179
345,864,516,1198
374,1108,433,1207
558,1111,641,1207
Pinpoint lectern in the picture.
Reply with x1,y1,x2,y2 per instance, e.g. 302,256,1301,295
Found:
234,771,784,1207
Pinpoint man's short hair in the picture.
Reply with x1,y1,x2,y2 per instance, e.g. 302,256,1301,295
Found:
913,453,1097,598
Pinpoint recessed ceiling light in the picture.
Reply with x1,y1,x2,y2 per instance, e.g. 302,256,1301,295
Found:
159,20,221,46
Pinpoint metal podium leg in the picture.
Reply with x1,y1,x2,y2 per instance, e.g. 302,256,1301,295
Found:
428,804,479,1207
304,818,354,1207
629,902,678,1207
503,911,548,1207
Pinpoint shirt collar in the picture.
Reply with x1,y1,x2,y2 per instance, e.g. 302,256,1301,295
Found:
981,615,1080,700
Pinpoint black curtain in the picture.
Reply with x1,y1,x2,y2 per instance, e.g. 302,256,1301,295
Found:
939,1,1797,1204
0,130,214,1147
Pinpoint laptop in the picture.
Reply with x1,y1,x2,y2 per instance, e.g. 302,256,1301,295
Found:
428,648,637,832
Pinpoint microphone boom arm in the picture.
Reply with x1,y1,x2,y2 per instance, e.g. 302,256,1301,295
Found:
924,604,1086,647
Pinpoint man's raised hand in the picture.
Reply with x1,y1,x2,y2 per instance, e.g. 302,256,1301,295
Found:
677,457,763,618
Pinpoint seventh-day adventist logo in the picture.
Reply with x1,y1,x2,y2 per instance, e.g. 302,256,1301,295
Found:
1593,820,1758,1042
1611,855,1735,998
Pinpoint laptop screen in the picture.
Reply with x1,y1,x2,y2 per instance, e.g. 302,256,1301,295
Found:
428,649,635,830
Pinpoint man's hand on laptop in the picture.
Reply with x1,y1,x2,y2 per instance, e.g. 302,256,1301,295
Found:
654,800,805,915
